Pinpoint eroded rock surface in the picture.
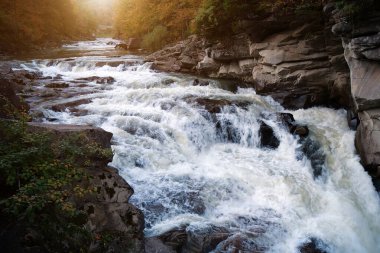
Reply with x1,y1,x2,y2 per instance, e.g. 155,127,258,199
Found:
146,12,349,110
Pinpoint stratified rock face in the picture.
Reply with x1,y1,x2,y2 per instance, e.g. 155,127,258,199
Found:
146,35,206,73
26,123,145,253
146,13,349,110
328,4,380,189
335,9,380,112
355,110,380,177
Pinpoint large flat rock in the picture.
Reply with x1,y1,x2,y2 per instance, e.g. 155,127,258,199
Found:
355,109,380,174
348,58,380,111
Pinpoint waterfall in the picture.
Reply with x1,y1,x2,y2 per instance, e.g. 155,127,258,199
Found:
21,38,380,253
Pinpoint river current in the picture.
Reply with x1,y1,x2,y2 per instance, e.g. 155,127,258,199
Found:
17,38,380,252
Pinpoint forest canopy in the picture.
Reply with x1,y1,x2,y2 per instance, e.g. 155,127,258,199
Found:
114,0,380,50
0,0,114,52
1,0,379,53
113,0,324,50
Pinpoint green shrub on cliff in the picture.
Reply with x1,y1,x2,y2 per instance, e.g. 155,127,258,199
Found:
335,0,379,20
0,118,112,252
0,0,98,53
193,0,323,37
142,25,170,50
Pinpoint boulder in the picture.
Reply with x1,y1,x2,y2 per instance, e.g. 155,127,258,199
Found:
76,76,115,84
196,56,220,74
259,121,280,149
299,137,326,178
145,237,176,253
210,34,251,61
115,43,129,50
298,238,330,253
185,97,249,114
147,225,230,253
213,233,266,253
152,58,182,72
157,226,188,252
127,38,141,50
192,79,210,86
50,98,92,115
331,22,352,36
45,82,69,88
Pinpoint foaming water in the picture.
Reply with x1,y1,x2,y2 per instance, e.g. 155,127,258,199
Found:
21,39,380,253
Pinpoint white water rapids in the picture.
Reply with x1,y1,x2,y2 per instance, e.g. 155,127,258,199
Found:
20,39,380,253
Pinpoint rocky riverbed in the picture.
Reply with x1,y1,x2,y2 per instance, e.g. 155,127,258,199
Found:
1,33,380,253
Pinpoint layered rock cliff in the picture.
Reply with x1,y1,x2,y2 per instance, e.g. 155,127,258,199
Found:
146,9,350,110
327,4,380,189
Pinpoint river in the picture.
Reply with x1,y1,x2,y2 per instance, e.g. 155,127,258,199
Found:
14,38,380,253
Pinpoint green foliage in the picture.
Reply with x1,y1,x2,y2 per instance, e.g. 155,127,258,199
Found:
194,0,252,36
194,0,323,38
142,25,169,51
0,117,112,252
0,0,98,52
335,0,374,20
114,0,202,48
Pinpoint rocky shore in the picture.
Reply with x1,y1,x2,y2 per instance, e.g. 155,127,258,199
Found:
1,2,380,253
0,67,144,252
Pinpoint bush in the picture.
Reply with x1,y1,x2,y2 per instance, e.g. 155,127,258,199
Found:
142,25,169,50
0,117,112,252
335,0,373,20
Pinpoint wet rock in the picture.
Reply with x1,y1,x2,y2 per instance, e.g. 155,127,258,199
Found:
331,22,352,36
147,225,230,253
213,233,266,253
115,43,129,50
291,125,309,138
157,226,188,252
298,238,330,253
185,97,249,114
197,56,221,74
259,121,280,149
277,112,295,129
192,79,209,86
169,191,206,215
346,109,359,130
299,137,326,178
162,78,175,85
53,74,63,80
39,90,59,98
45,82,69,88
216,119,240,143
145,237,176,253
77,76,115,84
11,69,41,81
50,98,92,112
182,225,230,253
